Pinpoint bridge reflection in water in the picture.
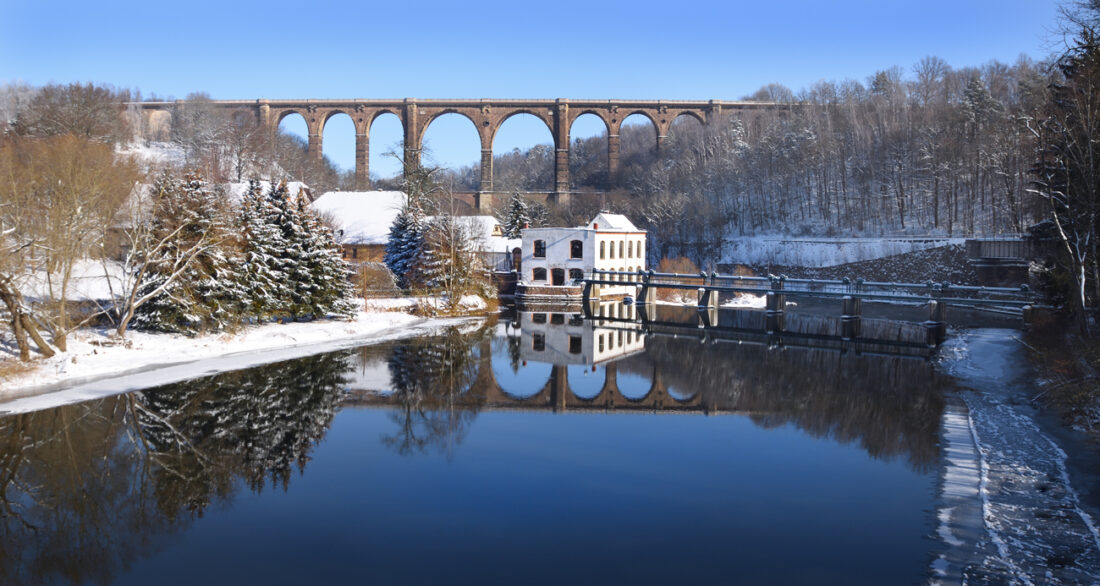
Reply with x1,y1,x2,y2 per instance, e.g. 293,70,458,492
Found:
344,302,945,464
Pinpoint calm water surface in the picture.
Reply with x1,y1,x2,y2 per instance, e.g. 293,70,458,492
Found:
0,307,946,585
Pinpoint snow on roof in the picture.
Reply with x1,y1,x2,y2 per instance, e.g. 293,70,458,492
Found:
311,191,407,245
224,181,311,203
426,215,521,253
589,213,640,232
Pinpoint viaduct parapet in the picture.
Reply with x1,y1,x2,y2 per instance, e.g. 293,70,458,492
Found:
132,98,780,206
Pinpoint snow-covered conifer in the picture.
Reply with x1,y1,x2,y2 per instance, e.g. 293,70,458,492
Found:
132,171,243,334
499,192,531,238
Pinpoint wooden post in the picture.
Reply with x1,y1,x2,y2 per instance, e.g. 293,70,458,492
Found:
841,296,862,340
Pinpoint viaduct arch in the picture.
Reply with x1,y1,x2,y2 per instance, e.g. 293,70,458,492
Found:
134,98,780,207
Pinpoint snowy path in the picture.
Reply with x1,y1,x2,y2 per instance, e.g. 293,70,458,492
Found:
0,306,471,415
935,329,1100,585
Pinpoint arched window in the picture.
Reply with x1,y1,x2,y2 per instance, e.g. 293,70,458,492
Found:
627,241,633,258
533,240,546,258
569,268,584,281
570,240,583,259
619,241,624,258
600,241,606,259
532,267,547,281
610,241,615,259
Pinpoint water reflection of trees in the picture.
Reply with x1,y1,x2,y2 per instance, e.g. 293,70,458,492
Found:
622,336,945,471
382,326,485,456
0,351,352,585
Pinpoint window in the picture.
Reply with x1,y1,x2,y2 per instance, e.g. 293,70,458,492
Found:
534,240,546,258
598,334,605,353
569,268,584,281
552,268,565,286
619,241,624,258
533,333,545,351
570,240,583,259
600,241,606,259
532,267,547,281
569,315,584,326
550,313,564,325
569,336,582,354
532,313,547,324
610,240,615,259
627,241,633,258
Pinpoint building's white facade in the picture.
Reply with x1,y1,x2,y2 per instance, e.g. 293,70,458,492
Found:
519,213,646,296
518,302,646,366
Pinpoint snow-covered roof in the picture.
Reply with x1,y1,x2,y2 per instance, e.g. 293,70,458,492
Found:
311,191,407,245
225,181,311,203
426,215,521,253
589,213,641,232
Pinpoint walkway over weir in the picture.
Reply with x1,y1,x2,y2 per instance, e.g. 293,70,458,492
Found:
583,269,1043,346
131,98,780,204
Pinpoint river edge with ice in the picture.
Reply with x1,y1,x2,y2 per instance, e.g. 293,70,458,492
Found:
0,300,475,415
933,329,1100,585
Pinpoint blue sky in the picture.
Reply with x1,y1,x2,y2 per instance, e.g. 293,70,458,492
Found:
1,0,1066,178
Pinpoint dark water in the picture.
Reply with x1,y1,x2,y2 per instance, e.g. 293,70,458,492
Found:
0,307,947,585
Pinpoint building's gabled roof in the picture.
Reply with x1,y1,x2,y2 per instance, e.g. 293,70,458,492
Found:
589,213,641,232
311,191,407,245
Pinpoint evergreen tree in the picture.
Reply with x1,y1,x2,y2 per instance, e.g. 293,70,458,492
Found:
294,197,357,318
499,191,531,238
383,200,427,289
238,180,291,320
237,180,355,320
132,171,245,334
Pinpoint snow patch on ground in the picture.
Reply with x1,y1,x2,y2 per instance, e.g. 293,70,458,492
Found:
0,300,470,414
723,236,964,268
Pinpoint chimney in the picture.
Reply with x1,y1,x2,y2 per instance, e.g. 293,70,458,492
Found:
593,222,599,230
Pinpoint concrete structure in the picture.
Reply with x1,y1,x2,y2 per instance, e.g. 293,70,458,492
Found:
132,98,781,205
516,213,645,304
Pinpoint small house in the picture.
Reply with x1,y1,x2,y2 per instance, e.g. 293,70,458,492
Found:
517,213,647,302
310,191,407,262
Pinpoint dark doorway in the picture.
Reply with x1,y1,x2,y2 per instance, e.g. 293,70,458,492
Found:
552,268,566,286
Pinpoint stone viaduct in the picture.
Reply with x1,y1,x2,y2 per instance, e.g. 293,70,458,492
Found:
133,98,778,206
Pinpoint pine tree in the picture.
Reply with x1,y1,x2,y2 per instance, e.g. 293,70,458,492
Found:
384,200,427,289
238,180,291,320
294,196,357,318
238,180,356,320
132,172,244,334
499,192,531,238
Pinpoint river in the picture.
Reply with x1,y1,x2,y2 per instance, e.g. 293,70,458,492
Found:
0,304,1096,584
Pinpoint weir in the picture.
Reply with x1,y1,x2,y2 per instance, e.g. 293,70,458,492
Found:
582,269,1042,347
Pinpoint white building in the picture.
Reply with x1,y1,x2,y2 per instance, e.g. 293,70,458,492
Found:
519,213,646,296
517,303,646,366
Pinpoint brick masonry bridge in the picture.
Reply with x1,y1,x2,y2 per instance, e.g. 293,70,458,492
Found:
133,98,779,206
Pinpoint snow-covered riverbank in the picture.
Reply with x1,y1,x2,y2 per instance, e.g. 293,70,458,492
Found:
0,302,475,414
933,329,1100,585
